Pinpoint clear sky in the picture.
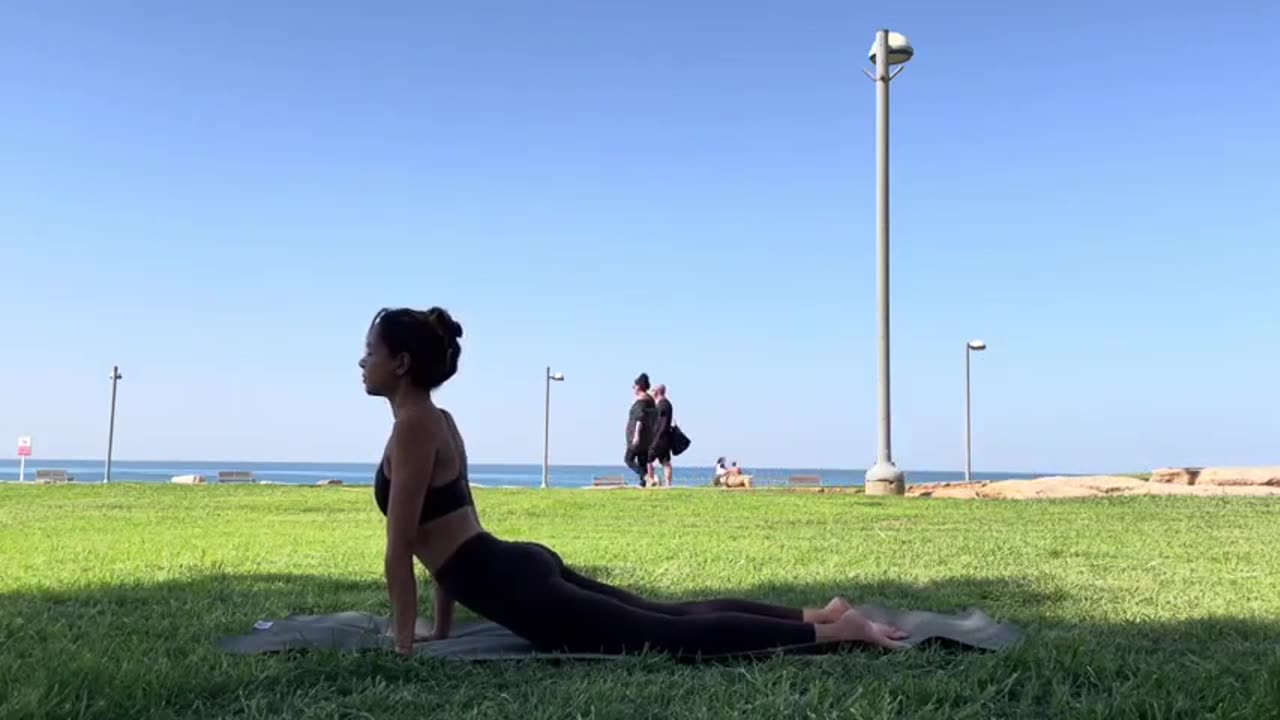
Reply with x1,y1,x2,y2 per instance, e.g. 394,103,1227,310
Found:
2,1,1277,472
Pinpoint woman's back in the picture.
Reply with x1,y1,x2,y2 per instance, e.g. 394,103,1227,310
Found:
417,408,484,570
375,406,484,572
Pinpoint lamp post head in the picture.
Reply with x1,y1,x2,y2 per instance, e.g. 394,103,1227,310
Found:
548,371,565,381
868,30,914,66
967,340,987,351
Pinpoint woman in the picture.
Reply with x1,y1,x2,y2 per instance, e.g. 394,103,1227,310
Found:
361,306,907,657
712,457,735,485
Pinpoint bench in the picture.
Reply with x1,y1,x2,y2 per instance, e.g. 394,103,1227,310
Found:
592,475,626,488
316,478,344,486
35,469,74,484
788,474,822,488
171,474,207,485
218,470,256,484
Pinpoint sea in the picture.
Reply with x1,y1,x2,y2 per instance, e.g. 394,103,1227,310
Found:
0,459,1052,488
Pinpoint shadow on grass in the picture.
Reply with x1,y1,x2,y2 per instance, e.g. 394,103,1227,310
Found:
2,571,1278,719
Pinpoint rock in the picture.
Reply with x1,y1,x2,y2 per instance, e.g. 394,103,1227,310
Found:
317,479,343,486
908,474,1280,500
1195,466,1280,487
980,476,1147,499
1149,467,1200,485
908,482,985,499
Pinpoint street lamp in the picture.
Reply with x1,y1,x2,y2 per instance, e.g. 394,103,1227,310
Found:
863,29,914,496
104,365,123,484
542,367,565,489
965,340,987,483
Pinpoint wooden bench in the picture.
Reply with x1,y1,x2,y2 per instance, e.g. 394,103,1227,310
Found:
788,474,822,488
35,469,74,484
592,475,626,488
218,470,256,484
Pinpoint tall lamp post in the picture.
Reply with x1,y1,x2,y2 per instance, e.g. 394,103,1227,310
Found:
541,367,565,489
965,340,987,483
104,365,123,484
863,29,915,496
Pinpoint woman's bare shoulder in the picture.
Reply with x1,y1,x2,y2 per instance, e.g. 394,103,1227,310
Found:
435,407,468,458
436,407,462,434
392,405,449,443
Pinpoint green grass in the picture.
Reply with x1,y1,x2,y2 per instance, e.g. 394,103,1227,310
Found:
2,485,1278,719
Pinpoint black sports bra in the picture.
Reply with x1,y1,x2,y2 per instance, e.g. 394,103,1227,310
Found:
373,410,474,524
374,461,474,524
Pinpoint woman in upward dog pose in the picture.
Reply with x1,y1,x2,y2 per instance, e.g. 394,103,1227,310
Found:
361,306,908,657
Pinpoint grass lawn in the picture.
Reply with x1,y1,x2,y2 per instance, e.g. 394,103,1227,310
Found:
2,484,1278,719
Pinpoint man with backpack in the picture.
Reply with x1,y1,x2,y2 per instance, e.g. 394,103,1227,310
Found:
649,384,676,487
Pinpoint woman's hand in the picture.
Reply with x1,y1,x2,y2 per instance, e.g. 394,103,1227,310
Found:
385,617,436,654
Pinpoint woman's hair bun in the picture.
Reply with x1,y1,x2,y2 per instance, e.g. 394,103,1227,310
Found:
426,307,463,340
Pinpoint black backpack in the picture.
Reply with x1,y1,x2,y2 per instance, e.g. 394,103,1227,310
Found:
668,424,691,456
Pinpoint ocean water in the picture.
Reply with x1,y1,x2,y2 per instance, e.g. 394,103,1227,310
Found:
0,459,1050,488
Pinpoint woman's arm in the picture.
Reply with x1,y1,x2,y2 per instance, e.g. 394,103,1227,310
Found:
385,413,436,654
431,578,455,639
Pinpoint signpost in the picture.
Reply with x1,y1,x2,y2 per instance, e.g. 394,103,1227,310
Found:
17,436,32,483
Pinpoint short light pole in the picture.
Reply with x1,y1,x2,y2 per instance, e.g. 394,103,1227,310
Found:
965,340,987,483
541,367,565,489
104,365,123,484
862,29,915,496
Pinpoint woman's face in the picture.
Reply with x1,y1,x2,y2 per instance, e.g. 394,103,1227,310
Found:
359,323,402,397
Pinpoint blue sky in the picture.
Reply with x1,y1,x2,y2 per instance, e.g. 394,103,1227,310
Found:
2,1,1277,472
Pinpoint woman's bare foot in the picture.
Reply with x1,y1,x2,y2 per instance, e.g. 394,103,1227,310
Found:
804,596,854,624
814,608,909,650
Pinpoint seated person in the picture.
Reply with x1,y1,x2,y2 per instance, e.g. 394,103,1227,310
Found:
713,458,751,488
712,457,732,485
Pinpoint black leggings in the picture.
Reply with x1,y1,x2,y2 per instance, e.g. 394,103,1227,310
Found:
435,532,817,657
623,445,649,483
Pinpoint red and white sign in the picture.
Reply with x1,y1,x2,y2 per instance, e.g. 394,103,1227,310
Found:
17,437,32,457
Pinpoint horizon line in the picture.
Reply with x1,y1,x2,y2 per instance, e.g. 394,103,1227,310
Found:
4,456,1070,475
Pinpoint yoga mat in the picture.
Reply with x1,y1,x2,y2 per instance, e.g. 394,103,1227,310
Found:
217,605,1023,660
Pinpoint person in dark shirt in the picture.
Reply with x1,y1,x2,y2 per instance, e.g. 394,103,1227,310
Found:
624,373,657,486
649,384,675,487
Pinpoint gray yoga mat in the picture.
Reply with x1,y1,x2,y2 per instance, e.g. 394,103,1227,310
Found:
217,605,1023,661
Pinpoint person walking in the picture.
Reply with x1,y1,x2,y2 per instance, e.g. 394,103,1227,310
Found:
624,373,657,487
649,384,675,487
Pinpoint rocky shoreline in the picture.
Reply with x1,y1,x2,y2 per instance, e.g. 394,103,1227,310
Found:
908,466,1280,500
